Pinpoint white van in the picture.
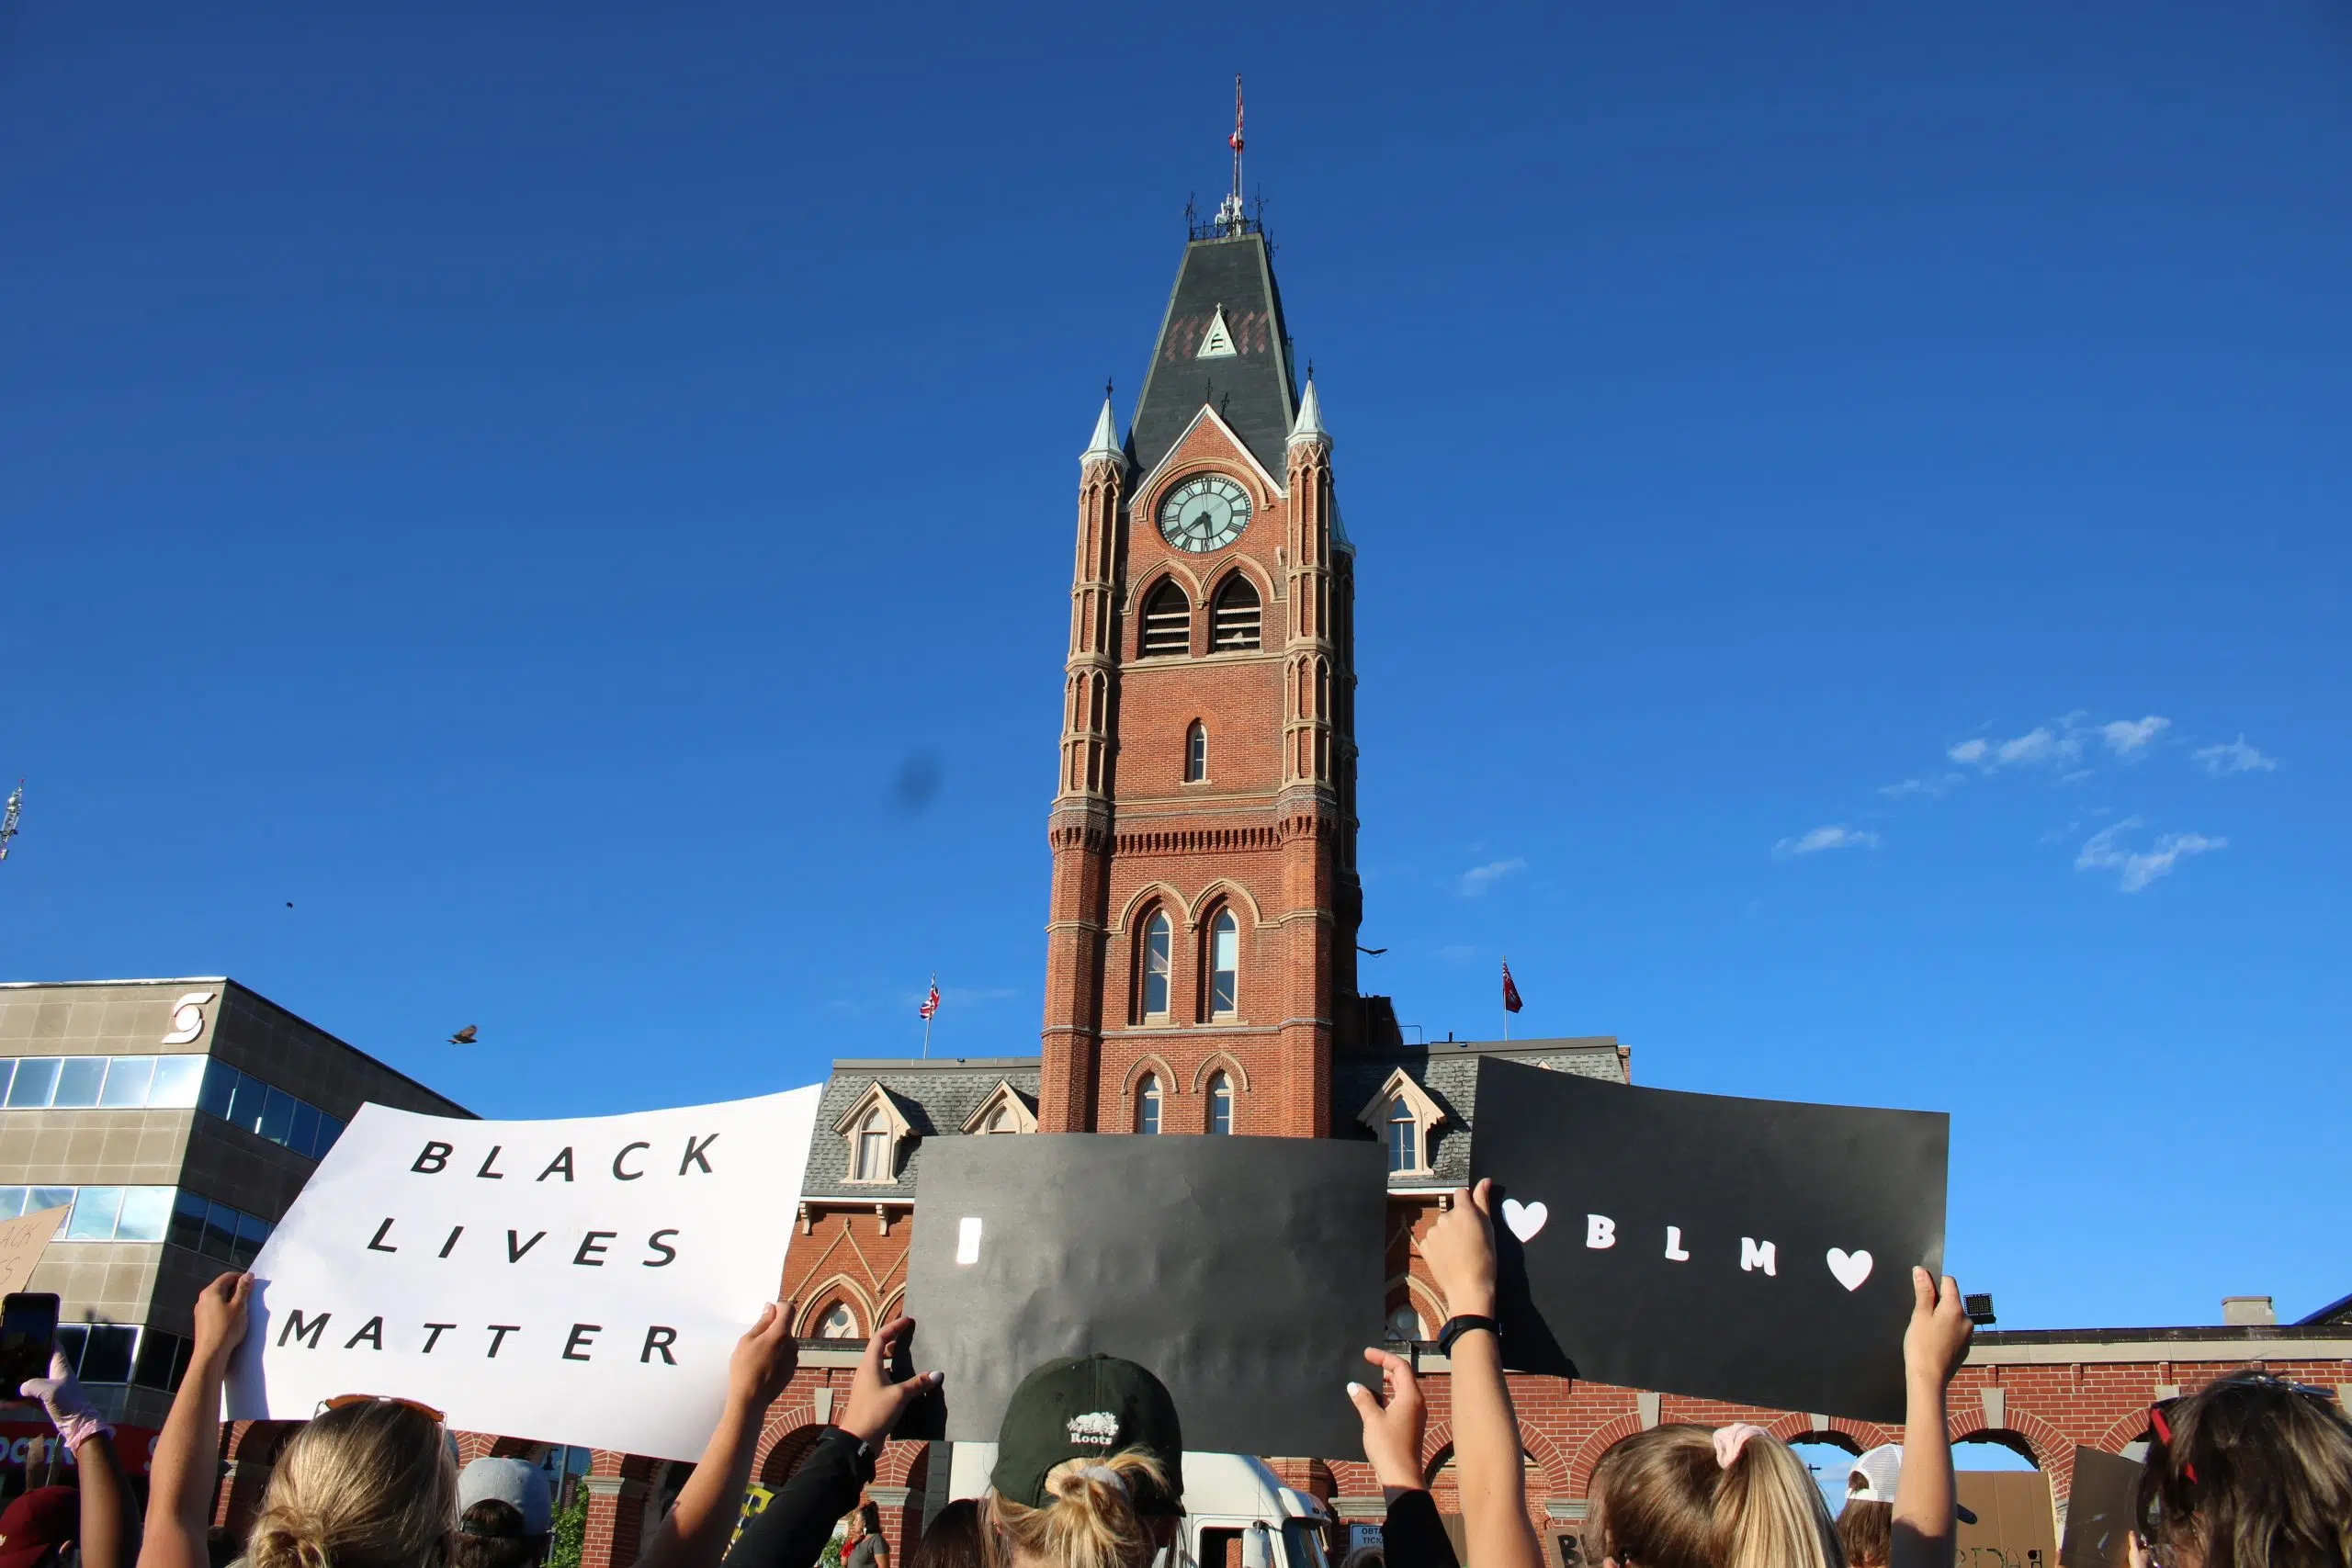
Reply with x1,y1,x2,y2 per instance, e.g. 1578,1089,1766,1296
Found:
944,1443,1332,1568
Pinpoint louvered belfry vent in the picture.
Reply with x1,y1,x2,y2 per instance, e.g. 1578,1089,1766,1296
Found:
1212,576,1261,650
1141,581,1193,657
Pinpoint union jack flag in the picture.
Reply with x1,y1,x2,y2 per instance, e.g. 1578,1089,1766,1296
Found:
919,977,941,1021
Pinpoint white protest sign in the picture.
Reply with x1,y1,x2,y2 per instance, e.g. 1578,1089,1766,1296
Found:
225,1085,821,1461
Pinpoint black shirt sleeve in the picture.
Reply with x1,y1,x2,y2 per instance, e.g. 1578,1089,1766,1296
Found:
1381,1489,1461,1568
721,1428,875,1568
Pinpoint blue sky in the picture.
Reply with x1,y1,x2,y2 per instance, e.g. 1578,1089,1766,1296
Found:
3,2,2346,1336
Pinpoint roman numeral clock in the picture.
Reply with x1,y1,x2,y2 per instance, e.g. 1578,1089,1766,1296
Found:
1158,473,1252,553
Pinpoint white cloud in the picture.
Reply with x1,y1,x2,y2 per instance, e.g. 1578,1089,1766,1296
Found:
2099,716,2171,757
1880,773,1965,800
1773,825,1882,858
2075,818,2226,893
2193,736,2278,776
1950,726,2082,772
1456,857,1527,897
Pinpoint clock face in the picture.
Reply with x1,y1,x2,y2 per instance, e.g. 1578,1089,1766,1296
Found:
1158,474,1253,554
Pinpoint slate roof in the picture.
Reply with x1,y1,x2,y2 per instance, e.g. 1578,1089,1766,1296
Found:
798,1041,1623,1201
800,1058,1041,1201
1129,232,1298,480
1330,1038,1629,1186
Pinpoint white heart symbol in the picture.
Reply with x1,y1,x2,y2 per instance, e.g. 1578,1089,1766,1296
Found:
1501,1199,1549,1242
1826,1247,1873,1292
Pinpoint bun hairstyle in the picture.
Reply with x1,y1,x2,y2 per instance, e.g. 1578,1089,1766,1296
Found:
984,1451,1170,1568
453,1503,543,1568
246,1402,457,1568
1587,1425,1840,1568
2136,1374,2352,1568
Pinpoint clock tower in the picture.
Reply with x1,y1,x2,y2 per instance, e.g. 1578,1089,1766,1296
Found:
1039,203,1364,1140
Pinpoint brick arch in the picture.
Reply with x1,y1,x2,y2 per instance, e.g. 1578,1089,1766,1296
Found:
1190,1052,1252,1093
1520,1422,1574,1497
2097,1408,2158,1452
1948,1406,2073,1479
1188,880,1265,931
756,1420,828,1484
1569,1411,1655,1495
797,1275,876,1339
1113,882,1192,936
1125,561,1205,615
1382,1272,1444,1337
1202,556,1277,615
1121,1054,1181,1130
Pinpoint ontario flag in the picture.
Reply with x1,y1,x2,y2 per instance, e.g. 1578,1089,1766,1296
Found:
1501,959,1524,1014
919,977,941,1021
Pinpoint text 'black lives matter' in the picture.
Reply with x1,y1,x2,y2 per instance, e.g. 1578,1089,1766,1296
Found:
903,1134,1387,1461
1466,1056,1948,1422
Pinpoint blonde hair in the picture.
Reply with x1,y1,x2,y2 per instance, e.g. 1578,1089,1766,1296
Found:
984,1450,1170,1568
1588,1426,1840,1568
246,1402,457,1568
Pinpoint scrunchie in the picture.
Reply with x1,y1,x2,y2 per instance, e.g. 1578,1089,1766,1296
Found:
1075,1465,1128,1495
1713,1424,1770,1470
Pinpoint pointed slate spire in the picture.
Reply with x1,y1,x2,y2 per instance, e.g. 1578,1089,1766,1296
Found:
1081,393,1123,468
1289,376,1327,445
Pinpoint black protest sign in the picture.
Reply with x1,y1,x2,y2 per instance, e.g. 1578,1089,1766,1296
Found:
903,1133,1387,1461
1466,1056,1948,1421
2061,1448,2144,1568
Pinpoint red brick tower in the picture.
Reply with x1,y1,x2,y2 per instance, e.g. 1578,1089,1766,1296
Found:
1040,211,1361,1139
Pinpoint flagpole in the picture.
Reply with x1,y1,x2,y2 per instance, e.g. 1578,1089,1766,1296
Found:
1502,956,1510,1043
922,973,934,1058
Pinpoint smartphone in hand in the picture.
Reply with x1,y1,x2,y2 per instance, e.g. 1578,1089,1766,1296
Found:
0,1292,61,1399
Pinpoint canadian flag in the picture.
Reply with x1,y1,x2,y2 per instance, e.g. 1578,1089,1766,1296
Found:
919,978,941,1021
1501,959,1524,1014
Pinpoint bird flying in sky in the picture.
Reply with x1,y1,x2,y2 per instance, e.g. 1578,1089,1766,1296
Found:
448,1025,478,1044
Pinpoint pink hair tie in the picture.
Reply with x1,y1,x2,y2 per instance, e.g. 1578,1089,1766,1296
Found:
1713,1424,1770,1469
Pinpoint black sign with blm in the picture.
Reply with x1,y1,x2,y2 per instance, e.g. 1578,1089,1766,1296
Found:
901,1133,1388,1461
1466,1056,1949,1422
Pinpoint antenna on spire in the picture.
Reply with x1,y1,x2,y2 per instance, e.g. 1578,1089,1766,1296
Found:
1216,74,1248,236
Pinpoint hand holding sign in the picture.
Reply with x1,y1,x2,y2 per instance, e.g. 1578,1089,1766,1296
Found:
1422,1179,1501,1320
1345,1348,1426,1492
838,1316,942,1445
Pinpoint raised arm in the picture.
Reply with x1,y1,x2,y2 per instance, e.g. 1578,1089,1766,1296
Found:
1889,1269,1973,1568
629,1301,800,1568
1348,1348,1457,1568
721,1316,940,1568
139,1271,253,1568
21,1351,130,1568
1421,1181,1541,1568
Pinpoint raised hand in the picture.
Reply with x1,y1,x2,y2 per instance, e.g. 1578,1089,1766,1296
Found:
838,1316,942,1445
727,1302,799,1411
1423,1179,1500,1319
1904,1269,1973,1392
1346,1347,1427,1492
191,1271,254,1361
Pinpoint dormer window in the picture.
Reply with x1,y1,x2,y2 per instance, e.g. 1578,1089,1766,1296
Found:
1357,1068,1445,1179
961,1079,1039,1137
834,1082,917,1186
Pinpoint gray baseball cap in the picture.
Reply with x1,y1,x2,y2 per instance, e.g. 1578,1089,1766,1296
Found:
458,1458,553,1537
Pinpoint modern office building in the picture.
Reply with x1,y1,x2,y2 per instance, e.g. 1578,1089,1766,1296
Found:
0,977,469,1467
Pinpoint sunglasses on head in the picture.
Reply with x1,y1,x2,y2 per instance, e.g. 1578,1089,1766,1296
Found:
2147,1374,2341,1484
316,1393,446,1423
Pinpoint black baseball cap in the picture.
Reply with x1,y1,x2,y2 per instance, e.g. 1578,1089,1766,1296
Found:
989,1354,1185,1517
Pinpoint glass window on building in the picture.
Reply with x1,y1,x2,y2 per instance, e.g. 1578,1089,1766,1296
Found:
168,1191,209,1251
131,1329,187,1392
292,1100,322,1157
226,1073,267,1136
0,1189,23,1221
259,1086,296,1145
6,1059,58,1109
79,1325,137,1384
53,1325,86,1372
117,1186,173,1243
200,1200,240,1261
197,1061,237,1121
65,1187,123,1240
51,1058,107,1109
232,1211,270,1268
98,1056,156,1107
149,1055,205,1108
30,1186,74,1217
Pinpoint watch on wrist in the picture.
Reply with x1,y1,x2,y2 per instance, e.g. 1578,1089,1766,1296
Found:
1435,1314,1499,1355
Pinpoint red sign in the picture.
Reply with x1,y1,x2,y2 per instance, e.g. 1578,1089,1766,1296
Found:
0,1424,164,1478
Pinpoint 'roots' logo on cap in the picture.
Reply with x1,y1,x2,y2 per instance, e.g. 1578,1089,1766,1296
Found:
1066,1412,1120,1446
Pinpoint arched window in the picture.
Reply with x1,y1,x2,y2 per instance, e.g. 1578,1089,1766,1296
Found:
985,1105,1011,1134
1140,911,1172,1020
1184,722,1207,783
1209,909,1239,1017
1140,581,1192,657
1136,1075,1162,1135
854,1109,892,1181
1386,1096,1417,1173
1211,575,1261,650
816,1302,859,1339
1385,1303,1427,1344
1207,1072,1234,1135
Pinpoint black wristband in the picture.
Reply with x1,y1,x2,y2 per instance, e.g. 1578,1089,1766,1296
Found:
1434,1314,1499,1355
